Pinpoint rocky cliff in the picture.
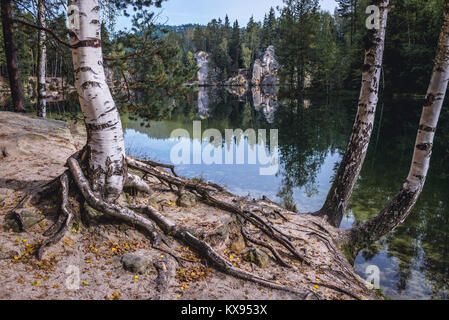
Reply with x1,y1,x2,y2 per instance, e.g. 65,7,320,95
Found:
251,46,280,86
194,51,210,85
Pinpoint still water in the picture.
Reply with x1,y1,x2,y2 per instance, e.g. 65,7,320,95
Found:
3,87,448,299
123,87,449,300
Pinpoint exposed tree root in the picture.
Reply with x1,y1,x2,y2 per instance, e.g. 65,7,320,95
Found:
126,156,311,266
241,225,292,268
9,153,377,300
38,172,73,260
129,204,313,298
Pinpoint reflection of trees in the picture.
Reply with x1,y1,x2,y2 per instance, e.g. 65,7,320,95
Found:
350,98,449,299
273,92,353,209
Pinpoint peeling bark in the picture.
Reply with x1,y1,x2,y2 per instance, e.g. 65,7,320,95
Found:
68,0,126,202
339,0,449,260
316,0,389,227
1,0,26,113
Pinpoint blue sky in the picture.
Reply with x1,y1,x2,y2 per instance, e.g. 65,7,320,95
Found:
116,0,338,30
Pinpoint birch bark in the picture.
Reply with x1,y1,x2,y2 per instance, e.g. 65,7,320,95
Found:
317,0,389,227
68,0,126,202
37,0,47,118
339,0,449,259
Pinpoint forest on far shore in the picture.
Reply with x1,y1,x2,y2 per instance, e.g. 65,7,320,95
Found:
0,0,446,98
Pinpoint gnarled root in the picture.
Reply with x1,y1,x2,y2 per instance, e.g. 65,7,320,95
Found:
27,154,371,300
63,157,313,298
129,204,313,298
38,171,73,260
126,156,310,266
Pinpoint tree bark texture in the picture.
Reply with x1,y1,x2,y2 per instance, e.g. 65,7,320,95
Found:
68,0,126,202
339,0,449,259
318,0,389,227
37,0,47,117
1,0,26,112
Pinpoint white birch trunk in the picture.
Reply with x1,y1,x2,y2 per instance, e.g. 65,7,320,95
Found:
340,1,449,259
68,0,126,202
317,0,389,227
37,0,46,118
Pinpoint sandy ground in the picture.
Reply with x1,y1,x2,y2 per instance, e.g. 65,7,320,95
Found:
0,111,377,300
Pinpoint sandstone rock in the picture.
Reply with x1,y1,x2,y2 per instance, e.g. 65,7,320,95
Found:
177,191,197,208
4,208,44,232
251,45,280,86
121,253,149,274
242,248,270,268
194,51,210,85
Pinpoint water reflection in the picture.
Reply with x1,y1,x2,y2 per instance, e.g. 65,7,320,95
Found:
3,87,448,300
126,88,449,299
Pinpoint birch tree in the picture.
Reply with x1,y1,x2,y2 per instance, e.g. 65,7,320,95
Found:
37,0,47,117
68,0,127,202
315,0,389,227
338,0,449,261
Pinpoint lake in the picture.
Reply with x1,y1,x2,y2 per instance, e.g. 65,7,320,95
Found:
2,86,448,299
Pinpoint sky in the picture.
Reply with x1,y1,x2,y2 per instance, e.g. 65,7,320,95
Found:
116,0,338,30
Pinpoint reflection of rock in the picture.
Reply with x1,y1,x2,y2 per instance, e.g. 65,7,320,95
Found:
252,86,279,124
252,46,280,86
225,69,249,87
225,85,248,101
197,87,209,119
194,51,210,85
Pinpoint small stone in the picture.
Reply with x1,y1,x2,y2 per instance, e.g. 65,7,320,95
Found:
121,253,149,274
4,208,44,232
242,248,270,268
229,233,246,253
177,192,197,208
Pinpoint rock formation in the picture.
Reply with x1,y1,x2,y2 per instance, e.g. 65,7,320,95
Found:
251,45,280,86
194,51,210,85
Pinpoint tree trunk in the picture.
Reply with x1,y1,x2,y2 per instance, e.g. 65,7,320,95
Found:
316,0,389,227
68,0,126,202
37,0,47,118
339,0,449,261
1,0,26,112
